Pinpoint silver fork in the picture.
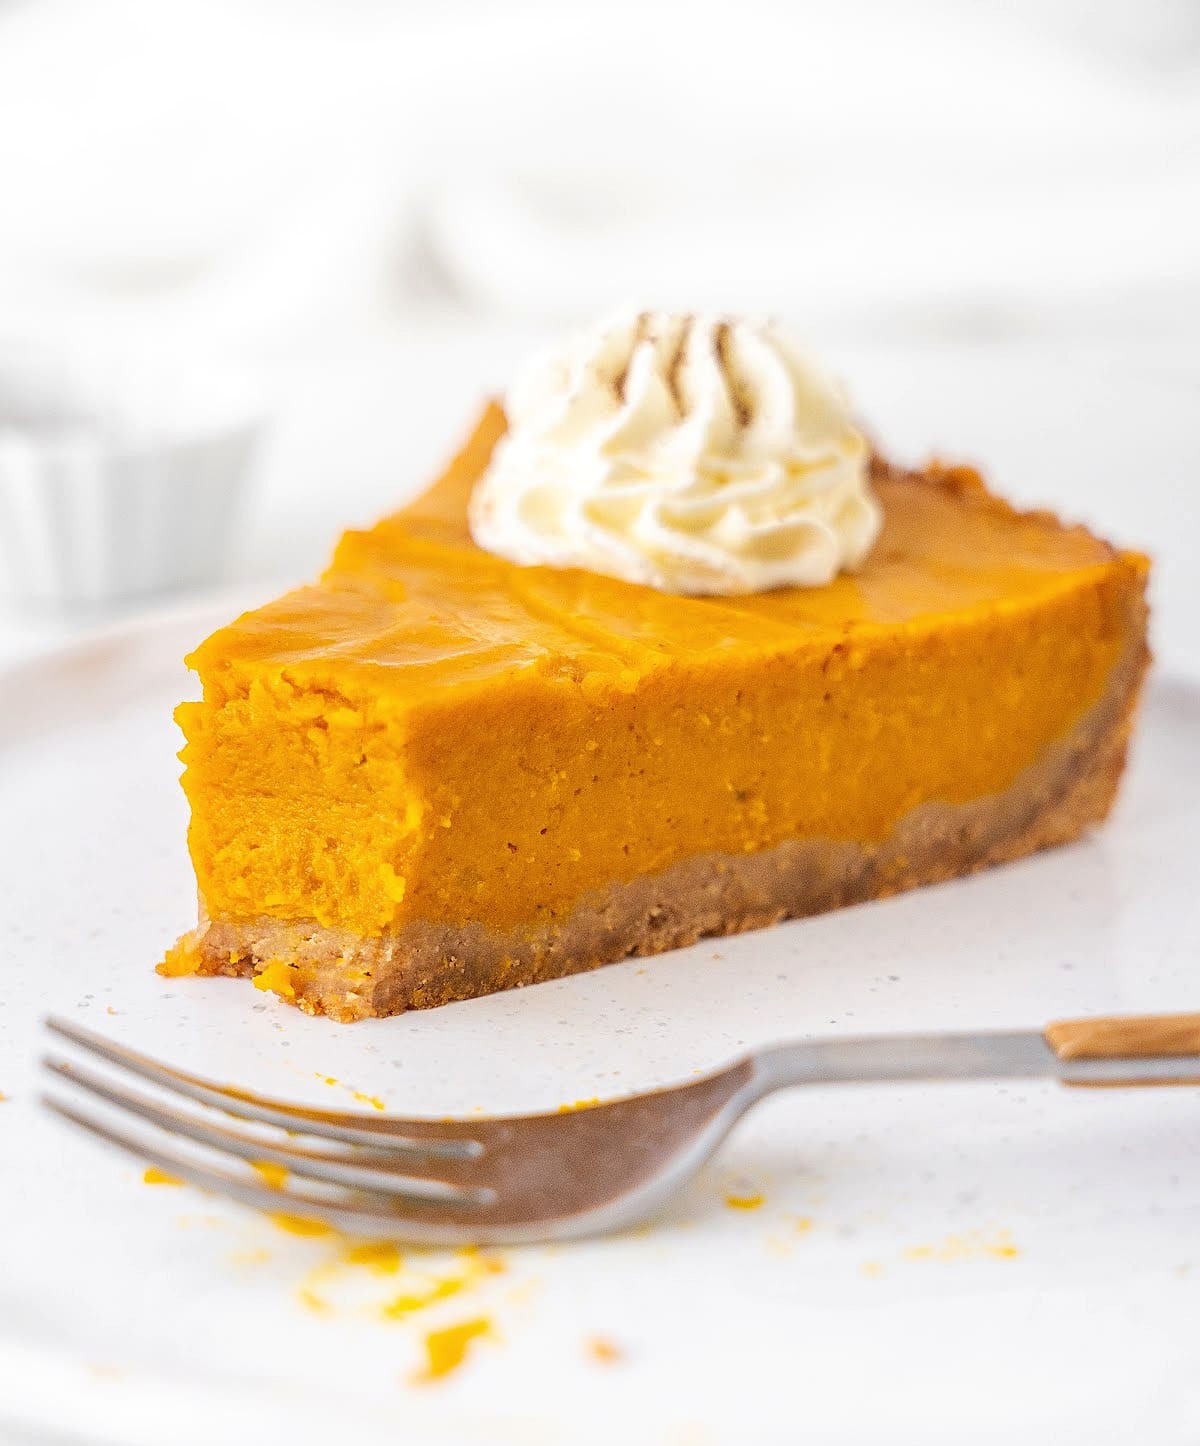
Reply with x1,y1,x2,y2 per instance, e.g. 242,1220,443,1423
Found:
42,1011,1200,1245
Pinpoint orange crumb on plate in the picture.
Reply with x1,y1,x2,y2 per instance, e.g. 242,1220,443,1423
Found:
344,1240,404,1274
252,959,296,1000
143,1167,182,1187
382,1274,468,1319
457,1245,506,1274
585,1334,624,1364
412,1318,492,1383
556,1097,602,1113
724,1190,765,1210
251,1160,290,1190
269,1211,333,1237
315,1073,385,1110
382,1248,506,1320
903,1229,1020,1264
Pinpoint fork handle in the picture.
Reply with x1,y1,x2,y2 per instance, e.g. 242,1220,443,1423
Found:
1045,1012,1200,1060
751,1012,1200,1093
1045,1012,1200,1087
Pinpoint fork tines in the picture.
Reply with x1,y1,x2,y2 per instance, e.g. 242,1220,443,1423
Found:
41,1015,494,1240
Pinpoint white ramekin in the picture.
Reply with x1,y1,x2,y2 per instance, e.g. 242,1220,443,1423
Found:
0,348,263,606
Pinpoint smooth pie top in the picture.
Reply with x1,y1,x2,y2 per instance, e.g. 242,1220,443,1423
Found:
190,403,1129,706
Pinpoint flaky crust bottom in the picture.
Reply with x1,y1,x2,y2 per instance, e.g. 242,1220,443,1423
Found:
173,627,1149,1021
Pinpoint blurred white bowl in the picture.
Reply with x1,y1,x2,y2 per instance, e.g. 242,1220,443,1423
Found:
0,347,263,607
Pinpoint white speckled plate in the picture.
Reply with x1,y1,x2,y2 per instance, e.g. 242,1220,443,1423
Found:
1,605,1199,1446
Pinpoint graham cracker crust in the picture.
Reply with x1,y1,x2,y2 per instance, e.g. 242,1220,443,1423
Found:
177,627,1150,1021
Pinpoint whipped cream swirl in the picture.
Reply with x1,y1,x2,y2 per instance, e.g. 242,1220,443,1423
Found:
468,310,882,595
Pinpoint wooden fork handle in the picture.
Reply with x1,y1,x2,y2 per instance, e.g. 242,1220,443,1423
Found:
1046,1012,1200,1060
1045,1012,1200,1087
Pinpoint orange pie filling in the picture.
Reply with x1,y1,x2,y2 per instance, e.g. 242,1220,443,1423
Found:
168,404,1149,1018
